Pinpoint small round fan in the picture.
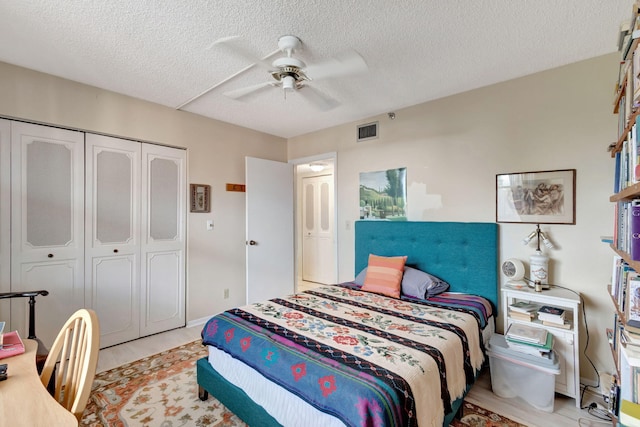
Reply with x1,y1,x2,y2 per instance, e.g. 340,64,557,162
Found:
501,258,526,289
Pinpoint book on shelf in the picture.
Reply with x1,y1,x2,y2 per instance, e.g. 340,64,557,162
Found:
537,305,565,323
623,29,640,61
601,235,614,244
615,151,622,193
632,200,640,261
541,320,571,330
623,328,640,348
612,257,637,312
505,323,548,346
620,345,640,404
628,278,640,335
620,399,640,427
538,313,565,323
620,19,632,52
508,301,539,313
509,310,535,322
613,255,624,300
508,310,533,322
538,305,565,317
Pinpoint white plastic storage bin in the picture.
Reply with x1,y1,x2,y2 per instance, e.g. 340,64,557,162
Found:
487,334,560,412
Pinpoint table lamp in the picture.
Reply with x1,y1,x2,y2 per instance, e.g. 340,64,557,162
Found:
522,224,554,291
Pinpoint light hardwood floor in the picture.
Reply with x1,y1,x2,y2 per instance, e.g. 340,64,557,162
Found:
97,304,611,426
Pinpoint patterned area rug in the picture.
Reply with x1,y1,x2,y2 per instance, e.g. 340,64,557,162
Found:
451,401,528,427
81,339,526,427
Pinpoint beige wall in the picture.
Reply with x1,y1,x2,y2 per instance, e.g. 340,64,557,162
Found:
0,61,287,323
0,52,621,383
289,53,619,383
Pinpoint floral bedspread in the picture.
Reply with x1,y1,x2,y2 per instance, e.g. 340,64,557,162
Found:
201,284,491,427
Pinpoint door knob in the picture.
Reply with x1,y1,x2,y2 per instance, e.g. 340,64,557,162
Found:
248,240,257,246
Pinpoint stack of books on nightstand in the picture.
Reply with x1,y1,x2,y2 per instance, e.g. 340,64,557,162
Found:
508,301,539,322
505,323,554,359
537,305,570,329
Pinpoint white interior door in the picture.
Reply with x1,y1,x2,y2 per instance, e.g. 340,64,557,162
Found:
0,119,10,324
10,121,85,348
246,157,294,304
85,134,141,348
302,174,335,284
140,144,186,336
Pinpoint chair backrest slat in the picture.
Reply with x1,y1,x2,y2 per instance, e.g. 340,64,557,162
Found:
40,309,100,421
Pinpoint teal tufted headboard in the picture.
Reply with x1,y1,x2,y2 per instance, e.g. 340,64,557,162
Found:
355,221,499,312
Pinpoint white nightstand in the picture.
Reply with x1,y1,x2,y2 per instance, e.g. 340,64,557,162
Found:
501,286,581,407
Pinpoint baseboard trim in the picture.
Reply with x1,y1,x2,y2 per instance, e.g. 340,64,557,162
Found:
187,315,213,329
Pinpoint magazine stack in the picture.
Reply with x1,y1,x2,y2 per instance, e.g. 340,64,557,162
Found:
505,323,554,359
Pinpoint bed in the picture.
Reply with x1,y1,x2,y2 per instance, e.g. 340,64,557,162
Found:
198,220,498,426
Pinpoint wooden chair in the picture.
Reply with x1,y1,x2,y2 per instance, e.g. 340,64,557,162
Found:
40,308,100,421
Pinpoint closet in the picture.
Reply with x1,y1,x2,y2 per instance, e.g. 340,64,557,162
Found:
1,120,186,348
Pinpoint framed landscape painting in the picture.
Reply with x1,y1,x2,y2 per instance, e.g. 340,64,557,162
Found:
496,169,576,224
359,167,407,221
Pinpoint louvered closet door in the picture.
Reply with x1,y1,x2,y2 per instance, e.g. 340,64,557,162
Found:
85,134,141,348
10,121,85,348
140,144,186,336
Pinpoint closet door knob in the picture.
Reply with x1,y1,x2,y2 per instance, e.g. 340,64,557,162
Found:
113,249,119,253
47,254,53,258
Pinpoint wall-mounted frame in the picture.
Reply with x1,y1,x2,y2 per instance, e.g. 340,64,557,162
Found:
496,169,576,224
190,184,211,213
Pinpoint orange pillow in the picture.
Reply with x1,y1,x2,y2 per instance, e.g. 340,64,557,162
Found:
361,254,407,298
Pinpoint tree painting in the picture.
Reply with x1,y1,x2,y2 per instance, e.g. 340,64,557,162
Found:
359,167,407,220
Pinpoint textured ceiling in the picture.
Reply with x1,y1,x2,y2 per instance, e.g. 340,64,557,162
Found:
0,1,634,138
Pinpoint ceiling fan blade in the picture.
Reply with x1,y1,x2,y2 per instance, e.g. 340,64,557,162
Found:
208,36,275,70
304,50,368,81
224,81,278,100
300,85,340,111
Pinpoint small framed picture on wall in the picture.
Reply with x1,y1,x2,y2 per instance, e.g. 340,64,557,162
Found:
190,184,211,213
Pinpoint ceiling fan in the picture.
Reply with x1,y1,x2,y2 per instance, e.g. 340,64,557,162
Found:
210,35,368,111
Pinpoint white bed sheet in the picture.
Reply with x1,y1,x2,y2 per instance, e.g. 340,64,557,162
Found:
206,317,494,427
208,346,346,427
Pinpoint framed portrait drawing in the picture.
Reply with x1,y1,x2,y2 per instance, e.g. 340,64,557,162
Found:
496,169,576,224
190,184,211,213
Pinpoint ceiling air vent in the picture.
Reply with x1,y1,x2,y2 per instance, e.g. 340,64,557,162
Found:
357,122,378,142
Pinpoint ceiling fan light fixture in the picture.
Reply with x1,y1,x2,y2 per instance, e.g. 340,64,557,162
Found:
282,75,295,91
309,163,325,172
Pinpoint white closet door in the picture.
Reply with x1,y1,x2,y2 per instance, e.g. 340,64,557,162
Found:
0,119,10,323
140,144,186,336
302,174,335,284
10,121,85,348
85,134,141,348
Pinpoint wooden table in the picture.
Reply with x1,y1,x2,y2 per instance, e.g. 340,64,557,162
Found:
0,339,77,426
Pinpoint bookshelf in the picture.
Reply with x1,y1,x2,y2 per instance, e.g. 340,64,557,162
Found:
501,286,581,407
608,3,640,424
